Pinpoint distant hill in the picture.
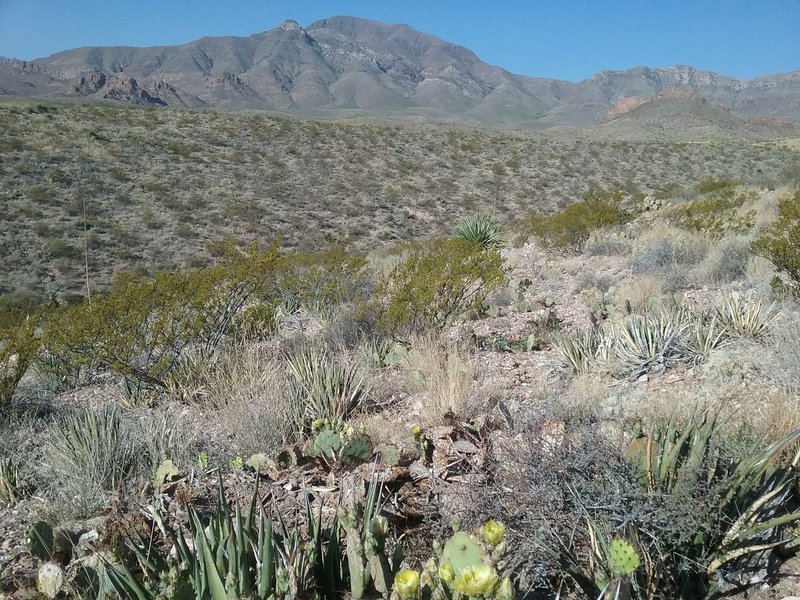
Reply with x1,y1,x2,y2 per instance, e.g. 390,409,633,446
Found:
1,16,799,131
575,90,800,142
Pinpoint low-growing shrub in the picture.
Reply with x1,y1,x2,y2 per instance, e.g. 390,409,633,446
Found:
751,187,800,296
668,186,756,236
0,311,41,409
522,192,627,252
697,236,750,283
377,238,505,337
42,243,281,395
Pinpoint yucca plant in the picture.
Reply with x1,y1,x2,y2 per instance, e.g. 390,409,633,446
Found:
608,312,690,379
455,214,505,249
37,407,141,517
715,291,777,339
553,329,601,375
286,344,366,424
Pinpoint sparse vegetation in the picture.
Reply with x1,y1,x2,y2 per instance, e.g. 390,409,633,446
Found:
752,187,800,296
3,99,800,599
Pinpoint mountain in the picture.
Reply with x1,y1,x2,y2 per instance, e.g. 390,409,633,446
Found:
1,16,799,130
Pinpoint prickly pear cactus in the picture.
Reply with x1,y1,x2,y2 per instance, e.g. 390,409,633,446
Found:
340,435,374,463
440,532,485,573
27,521,54,561
607,538,640,576
310,428,343,459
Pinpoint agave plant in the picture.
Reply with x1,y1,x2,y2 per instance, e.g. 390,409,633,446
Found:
536,408,800,599
455,215,505,249
106,468,395,600
607,312,690,379
631,408,800,596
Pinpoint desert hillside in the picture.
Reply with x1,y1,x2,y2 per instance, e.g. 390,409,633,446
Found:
2,95,800,600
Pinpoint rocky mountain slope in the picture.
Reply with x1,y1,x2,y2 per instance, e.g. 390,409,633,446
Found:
1,16,799,129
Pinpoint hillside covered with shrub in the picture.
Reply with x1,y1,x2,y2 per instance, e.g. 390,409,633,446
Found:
3,101,800,599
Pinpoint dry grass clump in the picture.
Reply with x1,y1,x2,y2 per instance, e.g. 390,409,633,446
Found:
615,275,665,313
757,305,800,395
694,235,750,284
629,226,708,274
400,335,496,424
200,345,301,458
35,407,147,518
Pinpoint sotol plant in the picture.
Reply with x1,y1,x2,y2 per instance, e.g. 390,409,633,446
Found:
455,214,505,249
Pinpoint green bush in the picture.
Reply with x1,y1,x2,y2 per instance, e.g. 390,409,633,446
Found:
0,311,41,409
669,187,755,235
377,238,505,337
273,246,370,310
522,192,627,252
42,243,281,394
751,188,800,296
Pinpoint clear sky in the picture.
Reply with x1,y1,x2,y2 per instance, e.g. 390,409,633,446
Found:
0,0,797,82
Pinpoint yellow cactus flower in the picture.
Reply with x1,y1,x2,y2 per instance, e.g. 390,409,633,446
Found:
453,564,499,597
481,520,505,546
438,562,455,584
394,569,420,598
411,424,422,438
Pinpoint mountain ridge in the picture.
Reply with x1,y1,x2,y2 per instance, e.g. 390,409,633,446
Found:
1,15,798,129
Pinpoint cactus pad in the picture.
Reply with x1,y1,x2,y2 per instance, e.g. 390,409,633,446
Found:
607,538,640,576
440,532,485,573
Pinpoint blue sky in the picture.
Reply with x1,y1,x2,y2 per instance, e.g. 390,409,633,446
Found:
0,1,797,82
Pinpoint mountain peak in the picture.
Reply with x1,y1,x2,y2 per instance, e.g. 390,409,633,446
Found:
279,19,305,33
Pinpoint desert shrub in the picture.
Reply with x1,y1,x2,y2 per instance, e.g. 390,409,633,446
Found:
696,178,737,194
630,234,707,275
377,238,505,337
274,246,370,309
484,408,800,599
751,187,800,296
0,310,42,409
522,192,627,252
668,186,756,235
762,309,800,393
698,236,750,283
455,214,504,249
202,346,300,456
42,243,281,395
